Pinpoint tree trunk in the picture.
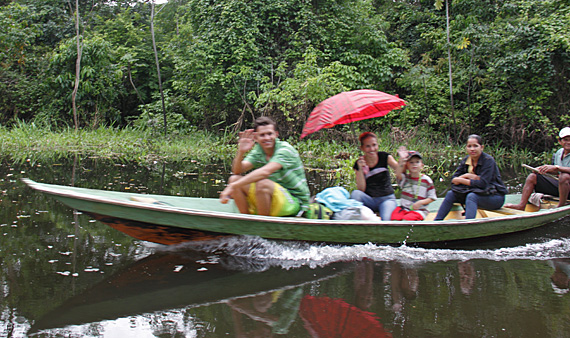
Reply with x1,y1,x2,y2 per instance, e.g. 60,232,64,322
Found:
446,0,457,142
71,0,82,131
150,2,167,137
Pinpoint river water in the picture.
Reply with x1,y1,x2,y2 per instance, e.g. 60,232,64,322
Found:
1,157,570,338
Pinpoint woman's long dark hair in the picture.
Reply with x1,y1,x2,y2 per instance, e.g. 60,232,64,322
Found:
467,134,483,146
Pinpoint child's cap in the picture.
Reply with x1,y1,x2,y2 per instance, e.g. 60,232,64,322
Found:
408,151,422,160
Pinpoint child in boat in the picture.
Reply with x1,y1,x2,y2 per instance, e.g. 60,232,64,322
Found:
391,148,437,221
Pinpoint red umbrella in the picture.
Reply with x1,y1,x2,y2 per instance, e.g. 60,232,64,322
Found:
299,295,392,338
300,90,406,139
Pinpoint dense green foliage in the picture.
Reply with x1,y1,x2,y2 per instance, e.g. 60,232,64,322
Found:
1,0,569,151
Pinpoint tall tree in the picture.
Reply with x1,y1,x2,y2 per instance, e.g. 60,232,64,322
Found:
150,0,167,136
435,0,457,141
71,0,82,130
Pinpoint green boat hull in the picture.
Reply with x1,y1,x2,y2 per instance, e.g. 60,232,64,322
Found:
22,179,570,245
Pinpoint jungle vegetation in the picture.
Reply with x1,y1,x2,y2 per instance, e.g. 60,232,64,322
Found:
1,0,569,152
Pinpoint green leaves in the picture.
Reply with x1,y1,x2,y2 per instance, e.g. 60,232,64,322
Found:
0,0,569,152
0,2,39,69
45,35,125,126
435,0,445,11
168,0,406,132
378,0,570,150
255,49,351,133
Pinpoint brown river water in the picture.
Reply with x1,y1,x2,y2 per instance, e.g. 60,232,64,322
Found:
1,157,570,338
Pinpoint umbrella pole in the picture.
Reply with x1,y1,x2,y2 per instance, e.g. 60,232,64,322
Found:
350,124,358,146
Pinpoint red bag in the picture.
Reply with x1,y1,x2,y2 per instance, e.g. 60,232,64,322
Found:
391,206,424,221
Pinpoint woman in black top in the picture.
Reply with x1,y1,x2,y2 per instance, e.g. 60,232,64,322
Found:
351,132,399,220
434,134,507,220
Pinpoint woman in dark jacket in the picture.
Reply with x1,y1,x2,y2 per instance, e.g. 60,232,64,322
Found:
435,135,507,220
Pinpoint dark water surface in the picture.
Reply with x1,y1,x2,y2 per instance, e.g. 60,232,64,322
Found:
1,157,570,338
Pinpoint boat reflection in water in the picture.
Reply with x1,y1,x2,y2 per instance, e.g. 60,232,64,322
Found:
30,246,394,337
88,212,233,244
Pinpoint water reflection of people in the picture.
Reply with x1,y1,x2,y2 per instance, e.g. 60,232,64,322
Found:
457,260,476,296
354,260,375,311
549,259,570,295
388,262,419,313
228,288,304,337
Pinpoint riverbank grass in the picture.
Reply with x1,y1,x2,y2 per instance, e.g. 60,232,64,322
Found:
0,123,549,187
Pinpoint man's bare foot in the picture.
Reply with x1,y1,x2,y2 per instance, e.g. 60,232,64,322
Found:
504,203,525,211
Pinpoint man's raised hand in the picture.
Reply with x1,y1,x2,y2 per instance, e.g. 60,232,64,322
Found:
238,129,255,153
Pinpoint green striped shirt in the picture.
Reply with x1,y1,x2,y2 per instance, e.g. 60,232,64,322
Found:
244,139,310,210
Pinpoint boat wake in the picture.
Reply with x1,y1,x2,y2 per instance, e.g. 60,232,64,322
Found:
144,217,570,269
157,229,570,269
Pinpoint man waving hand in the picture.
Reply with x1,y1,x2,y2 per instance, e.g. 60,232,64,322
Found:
220,116,310,216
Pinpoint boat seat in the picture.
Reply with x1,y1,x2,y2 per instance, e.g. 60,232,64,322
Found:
448,203,527,220
129,196,172,206
478,207,527,216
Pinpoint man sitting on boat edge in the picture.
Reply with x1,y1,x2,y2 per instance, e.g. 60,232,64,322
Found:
504,127,570,210
219,116,310,216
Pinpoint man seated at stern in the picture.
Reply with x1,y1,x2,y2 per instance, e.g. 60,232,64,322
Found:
505,127,570,210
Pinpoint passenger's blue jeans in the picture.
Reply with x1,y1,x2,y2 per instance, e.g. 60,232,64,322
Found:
434,190,505,220
350,190,397,221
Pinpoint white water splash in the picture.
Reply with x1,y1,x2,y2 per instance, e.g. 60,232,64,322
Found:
162,235,570,267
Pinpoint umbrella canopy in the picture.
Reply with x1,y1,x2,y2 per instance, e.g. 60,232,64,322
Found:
299,295,392,338
300,89,406,138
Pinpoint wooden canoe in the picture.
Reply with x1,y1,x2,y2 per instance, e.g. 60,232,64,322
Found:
22,178,570,245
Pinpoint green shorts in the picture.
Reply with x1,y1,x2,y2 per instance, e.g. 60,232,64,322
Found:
247,182,300,216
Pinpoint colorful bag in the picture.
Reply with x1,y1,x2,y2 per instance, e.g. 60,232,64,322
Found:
391,206,424,221
304,203,333,220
